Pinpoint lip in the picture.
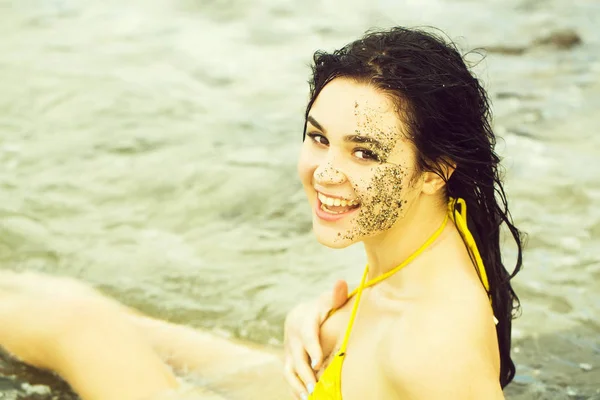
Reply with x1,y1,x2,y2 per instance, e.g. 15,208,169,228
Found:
314,195,360,222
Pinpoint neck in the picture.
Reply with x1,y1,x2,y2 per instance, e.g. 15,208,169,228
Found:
362,194,448,281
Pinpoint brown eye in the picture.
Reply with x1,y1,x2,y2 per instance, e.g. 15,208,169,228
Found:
307,133,329,146
354,149,381,162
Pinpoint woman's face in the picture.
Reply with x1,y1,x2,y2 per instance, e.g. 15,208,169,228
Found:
298,78,425,249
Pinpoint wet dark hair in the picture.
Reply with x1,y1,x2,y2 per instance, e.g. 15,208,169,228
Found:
303,27,524,388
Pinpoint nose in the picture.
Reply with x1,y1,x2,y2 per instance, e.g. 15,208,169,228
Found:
313,161,346,185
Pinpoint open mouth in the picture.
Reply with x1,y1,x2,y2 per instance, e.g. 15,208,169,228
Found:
317,192,360,215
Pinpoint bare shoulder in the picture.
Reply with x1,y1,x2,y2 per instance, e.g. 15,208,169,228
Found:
379,283,503,399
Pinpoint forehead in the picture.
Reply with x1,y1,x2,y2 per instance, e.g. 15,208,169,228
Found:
308,78,406,138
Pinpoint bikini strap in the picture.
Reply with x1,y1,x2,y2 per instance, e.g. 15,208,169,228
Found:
448,197,490,292
338,266,369,355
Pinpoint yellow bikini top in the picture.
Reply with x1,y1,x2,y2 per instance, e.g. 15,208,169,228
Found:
308,198,492,400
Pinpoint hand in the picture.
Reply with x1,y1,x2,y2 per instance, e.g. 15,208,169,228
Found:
283,280,349,399
0,270,119,369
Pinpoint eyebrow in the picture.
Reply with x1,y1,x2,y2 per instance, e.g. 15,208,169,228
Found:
307,115,386,151
307,115,326,133
343,134,385,151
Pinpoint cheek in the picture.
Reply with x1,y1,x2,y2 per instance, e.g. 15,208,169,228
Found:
344,164,410,237
369,165,410,203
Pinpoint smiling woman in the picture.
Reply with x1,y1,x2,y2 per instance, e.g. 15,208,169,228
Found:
0,26,523,400
287,26,524,400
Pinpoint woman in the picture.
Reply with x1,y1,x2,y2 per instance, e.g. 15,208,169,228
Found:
283,26,524,400
0,26,523,400
282,26,523,400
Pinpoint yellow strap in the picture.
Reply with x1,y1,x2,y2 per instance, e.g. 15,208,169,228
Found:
338,266,369,354
447,197,490,292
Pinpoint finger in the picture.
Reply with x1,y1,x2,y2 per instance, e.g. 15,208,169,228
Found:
283,360,309,400
301,317,324,372
292,336,318,390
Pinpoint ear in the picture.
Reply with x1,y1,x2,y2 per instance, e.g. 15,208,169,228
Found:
421,159,456,195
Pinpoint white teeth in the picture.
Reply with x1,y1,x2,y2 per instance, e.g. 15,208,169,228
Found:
317,192,359,208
